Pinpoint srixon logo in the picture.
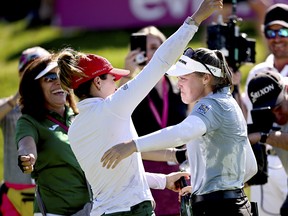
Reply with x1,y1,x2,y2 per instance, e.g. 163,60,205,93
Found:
250,84,275,103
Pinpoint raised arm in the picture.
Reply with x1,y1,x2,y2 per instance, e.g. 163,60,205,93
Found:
17,136,37,174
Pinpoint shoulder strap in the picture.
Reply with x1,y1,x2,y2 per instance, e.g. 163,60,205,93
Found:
46,115,69,132
35,186,46,216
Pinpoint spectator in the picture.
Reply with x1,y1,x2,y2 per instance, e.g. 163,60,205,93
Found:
16,55,91,215
0,46,49,216
120,25,189,216
101,47,258,216
242,3,288,215
56,1,222,215
247,71,288,216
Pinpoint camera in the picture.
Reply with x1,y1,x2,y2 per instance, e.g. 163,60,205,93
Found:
130,33,147,66
206,2,256,71
248,107,275,134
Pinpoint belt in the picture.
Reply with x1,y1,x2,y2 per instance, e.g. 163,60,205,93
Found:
191,189,245,204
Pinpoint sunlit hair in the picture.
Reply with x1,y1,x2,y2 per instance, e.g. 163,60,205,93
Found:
192,48,232,93
19,55,78,120
137,26,167,44
57,47,108,100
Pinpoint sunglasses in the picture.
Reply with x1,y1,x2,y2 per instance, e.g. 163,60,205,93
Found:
183,48,215,77
42,72,59,82
264,28,288,39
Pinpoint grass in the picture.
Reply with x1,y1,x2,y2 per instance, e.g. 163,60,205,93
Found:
0,18,268,180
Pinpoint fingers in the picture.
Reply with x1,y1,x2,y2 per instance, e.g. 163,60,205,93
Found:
101,148,122,169
179,186,192,196
18,154,35,173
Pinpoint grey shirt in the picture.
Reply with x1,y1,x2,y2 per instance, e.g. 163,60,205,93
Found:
0,98,32,184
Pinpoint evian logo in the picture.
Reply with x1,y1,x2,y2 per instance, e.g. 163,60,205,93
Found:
250,84,275,103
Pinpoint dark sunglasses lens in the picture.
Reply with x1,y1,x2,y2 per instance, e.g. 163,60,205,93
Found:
265,30,276,39
43,73,58,82
265,29,288,39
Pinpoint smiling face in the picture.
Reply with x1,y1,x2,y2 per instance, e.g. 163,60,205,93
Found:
39,69,67,111
266,24,288,60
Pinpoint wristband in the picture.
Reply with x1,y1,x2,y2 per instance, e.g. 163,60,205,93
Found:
175,148,187,164
184,17,200,27
260,132,269,143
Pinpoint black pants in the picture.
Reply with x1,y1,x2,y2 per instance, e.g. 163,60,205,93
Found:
102,201,155,216
191,189,253,216
281,194,288,216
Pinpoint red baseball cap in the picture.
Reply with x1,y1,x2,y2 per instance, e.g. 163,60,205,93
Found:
71,54,130,89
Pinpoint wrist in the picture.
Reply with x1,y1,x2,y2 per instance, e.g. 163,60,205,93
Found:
185,17,200,27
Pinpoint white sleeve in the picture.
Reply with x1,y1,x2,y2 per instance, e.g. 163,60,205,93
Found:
135,115,207,152
108,23,198,117
244,140,258,183
145,172,167,190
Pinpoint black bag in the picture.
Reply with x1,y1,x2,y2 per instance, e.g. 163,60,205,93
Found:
246,142,268,186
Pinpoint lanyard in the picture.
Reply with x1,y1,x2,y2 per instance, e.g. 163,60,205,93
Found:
148,77,169,128
46,115,69,132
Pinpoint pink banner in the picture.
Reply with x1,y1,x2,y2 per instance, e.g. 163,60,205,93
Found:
55,0,205,29
55,0,286,30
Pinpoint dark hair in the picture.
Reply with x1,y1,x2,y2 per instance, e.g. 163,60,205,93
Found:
192,48,232,93
19,55,78,120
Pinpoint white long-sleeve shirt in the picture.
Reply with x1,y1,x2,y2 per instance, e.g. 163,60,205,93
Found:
68,21,198,216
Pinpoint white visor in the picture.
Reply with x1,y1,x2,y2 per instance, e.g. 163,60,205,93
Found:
166,55,223,77
35,61,58,80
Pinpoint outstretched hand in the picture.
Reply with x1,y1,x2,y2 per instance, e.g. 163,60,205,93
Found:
192,0,223,24
101,140,137,169
18,154,35,173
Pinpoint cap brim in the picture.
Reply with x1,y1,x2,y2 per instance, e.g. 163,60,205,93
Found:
265,21,288,28
109,68,130,81
166,64,192,76
166,55,223,77
35,62,58,80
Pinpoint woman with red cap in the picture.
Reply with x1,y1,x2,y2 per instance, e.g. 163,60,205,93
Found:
56,1,223,215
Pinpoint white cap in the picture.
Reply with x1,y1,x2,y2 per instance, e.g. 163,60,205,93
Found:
166,55,223,77
35,62,58,80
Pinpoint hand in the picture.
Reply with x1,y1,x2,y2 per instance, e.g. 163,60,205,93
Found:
18,154,36,173
248,132,261,145
101,140,137,169
166,172,190,192
178,186,192,202
125,49,141,74
191,0,223,24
